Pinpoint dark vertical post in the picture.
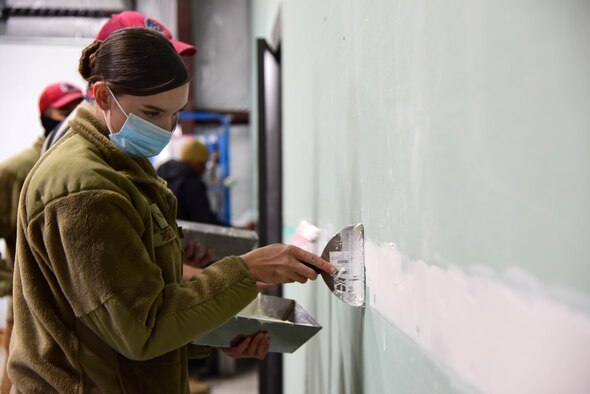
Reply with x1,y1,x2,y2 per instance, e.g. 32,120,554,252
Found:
257,38,283,394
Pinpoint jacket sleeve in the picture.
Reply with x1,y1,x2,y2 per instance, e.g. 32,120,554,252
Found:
0,171,16,297
0,257,12,296
0,169,18,239
0,168,20,290
31,189,258,361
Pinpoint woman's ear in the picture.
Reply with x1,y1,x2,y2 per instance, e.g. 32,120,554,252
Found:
93,82,110,111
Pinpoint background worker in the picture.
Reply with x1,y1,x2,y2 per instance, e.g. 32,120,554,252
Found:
157,139,227,226
0,81,83,394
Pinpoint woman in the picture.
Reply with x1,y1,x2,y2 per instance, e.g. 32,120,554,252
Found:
8,28,334,393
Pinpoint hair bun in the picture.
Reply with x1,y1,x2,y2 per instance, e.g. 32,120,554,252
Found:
78,40,103,80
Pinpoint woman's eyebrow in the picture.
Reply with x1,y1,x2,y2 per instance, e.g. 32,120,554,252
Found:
141,104,165,112
141,101,189,112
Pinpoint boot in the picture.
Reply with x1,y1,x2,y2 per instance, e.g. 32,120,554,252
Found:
188,376,210,394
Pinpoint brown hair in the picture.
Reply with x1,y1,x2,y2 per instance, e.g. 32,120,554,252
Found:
79,27,189,96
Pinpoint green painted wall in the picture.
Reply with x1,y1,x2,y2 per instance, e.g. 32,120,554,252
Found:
252,1,590,393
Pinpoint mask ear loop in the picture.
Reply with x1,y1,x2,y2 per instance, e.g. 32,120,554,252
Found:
101,84,129,135
105,86,129,117
100,82,129,135
101,109,116,135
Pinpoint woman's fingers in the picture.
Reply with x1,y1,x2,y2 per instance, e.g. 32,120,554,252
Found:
245,333,269,359
201,247,213,262
223,336,251,357
248,332,269,359
240,244,336,284
222,332,270,360
182,265,203,282
184,240,195,259
255,281,274,292
286,247,335,281
229,334,246,348
288,271,309,284
233,336,252,354
183,240,213,268
291,246,335,274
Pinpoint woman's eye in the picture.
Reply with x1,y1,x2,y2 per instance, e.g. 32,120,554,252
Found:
144,111,159,118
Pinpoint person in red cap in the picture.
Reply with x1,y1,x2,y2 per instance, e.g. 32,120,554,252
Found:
96,10,197,56
42,11,196,153
0,81,82,394
38,82,84,136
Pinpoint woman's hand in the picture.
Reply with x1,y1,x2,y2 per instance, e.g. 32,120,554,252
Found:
219,332,270,360
240,244,336,284
255,282,274,292
183,239,212,268
182,264,203,282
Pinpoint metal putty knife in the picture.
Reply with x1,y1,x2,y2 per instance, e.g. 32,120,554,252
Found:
305,224,366,307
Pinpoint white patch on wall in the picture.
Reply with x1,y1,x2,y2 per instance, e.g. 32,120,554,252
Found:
365,241,590,394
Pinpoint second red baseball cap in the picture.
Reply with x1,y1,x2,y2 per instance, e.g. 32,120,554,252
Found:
96,11,197,57
38,82,84,114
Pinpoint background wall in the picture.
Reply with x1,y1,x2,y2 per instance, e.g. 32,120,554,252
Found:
0,37,90,162
0,0,174,162
192,0,250,110
191,0,254,225
251,0,590,393
0,36,90,329
250,0,283,216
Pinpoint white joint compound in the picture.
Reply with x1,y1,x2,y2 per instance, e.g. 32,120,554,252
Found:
365,241,590,394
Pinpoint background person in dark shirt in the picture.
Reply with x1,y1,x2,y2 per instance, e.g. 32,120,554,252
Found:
158,139,226,226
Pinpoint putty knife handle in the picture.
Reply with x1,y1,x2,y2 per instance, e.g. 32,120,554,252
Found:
302,261,323,274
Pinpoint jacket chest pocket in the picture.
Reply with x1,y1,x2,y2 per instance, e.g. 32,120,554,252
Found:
150,203,177,247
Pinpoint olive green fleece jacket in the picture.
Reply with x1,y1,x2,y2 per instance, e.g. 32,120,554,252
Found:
0,136,43,297
8,102,259,393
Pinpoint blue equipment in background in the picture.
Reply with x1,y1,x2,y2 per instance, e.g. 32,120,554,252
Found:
178,111,232,225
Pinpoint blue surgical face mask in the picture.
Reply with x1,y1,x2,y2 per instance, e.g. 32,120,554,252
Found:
101,87,173,157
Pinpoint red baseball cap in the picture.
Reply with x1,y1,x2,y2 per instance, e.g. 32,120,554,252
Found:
38,82,84,114
96,11,197,57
